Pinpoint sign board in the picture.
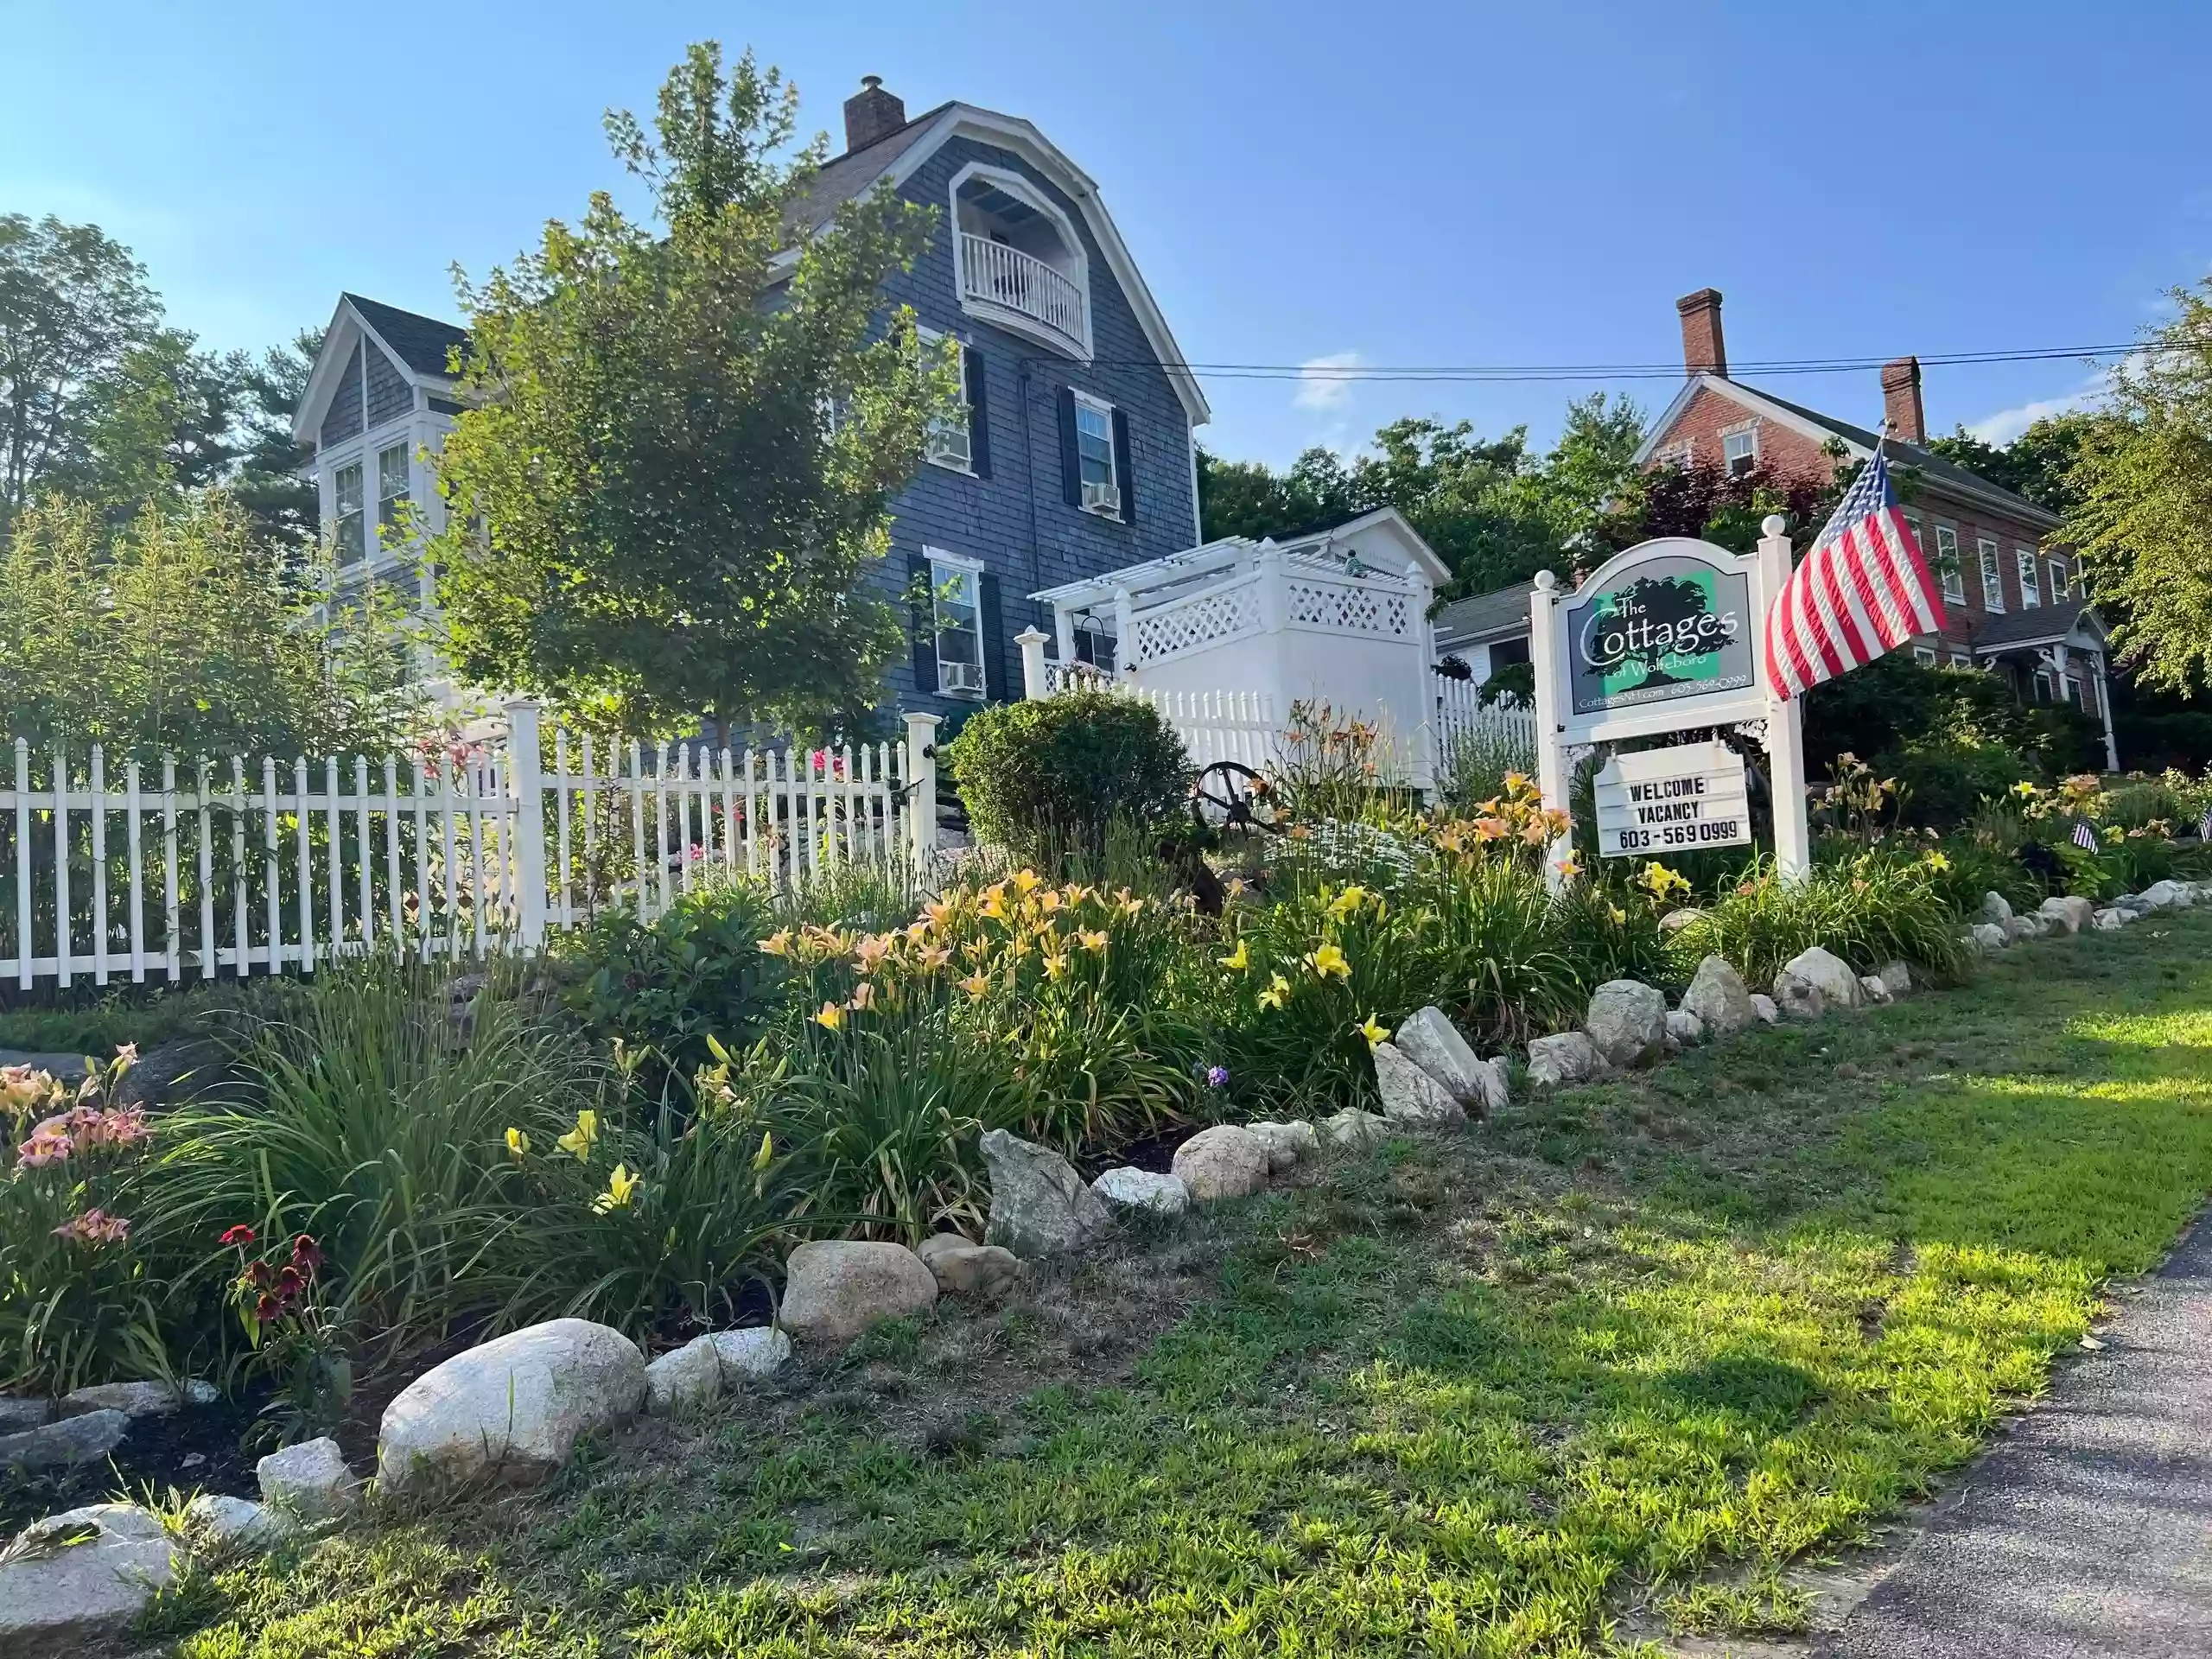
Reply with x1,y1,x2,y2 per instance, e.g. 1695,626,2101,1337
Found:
1564,550,1757,717
1593,741,1752,859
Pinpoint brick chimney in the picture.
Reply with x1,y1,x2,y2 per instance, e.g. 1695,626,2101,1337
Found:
842,75,906,154
1880,356,1926,444
1677,288,1727,378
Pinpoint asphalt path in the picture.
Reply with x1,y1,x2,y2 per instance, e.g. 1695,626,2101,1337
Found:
1821,1210,2212,1658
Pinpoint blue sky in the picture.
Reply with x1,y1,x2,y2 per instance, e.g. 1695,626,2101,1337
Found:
4,1,2207,465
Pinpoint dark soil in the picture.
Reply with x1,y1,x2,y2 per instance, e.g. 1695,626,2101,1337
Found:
1,1389,266,1534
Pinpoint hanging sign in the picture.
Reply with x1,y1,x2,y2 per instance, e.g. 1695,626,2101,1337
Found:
1593,741,1751,858
1563,550,1757,717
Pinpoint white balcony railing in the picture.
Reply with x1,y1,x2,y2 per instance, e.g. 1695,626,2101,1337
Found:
958,233,1086,353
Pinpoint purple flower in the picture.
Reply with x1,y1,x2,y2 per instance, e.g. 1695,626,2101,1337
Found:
1205,1065,1230,1089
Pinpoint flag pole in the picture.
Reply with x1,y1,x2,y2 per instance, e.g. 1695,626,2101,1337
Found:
1757,512,1814,884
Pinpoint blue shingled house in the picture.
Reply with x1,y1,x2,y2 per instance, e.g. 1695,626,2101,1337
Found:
290,74,1210,725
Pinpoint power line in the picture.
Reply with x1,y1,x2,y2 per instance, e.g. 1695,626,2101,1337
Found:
1070,342,2138,385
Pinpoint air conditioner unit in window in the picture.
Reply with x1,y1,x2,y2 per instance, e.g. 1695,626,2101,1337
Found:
938,660,984,695
1081,480,1120,514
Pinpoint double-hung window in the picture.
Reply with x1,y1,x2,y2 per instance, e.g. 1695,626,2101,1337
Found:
918,328,974,472
377,443,411,553
1913,645,1937,666
929,553,986,697
2016,549,2041,609
1931,524,1965,604
334,461,365,566
1978,537,2005,613
1721,423,1758,478
1072,391,1120,516
2048,556,2071,600
1949,651,1974,669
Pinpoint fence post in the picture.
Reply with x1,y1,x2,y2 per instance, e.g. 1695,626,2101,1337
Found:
1015,626,1052,699
1755,515,1814,883
903,711,941,880
505,698,549,950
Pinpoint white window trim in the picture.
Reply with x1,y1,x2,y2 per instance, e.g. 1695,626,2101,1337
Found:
946,161,1093,362
915,326,975,475
1932,523,1966,604
2016,547,2041,609
2048,556,2071,600
1913,645,1938,666
1949,651,1974,669
1071,388,1122,520
925,546,988,700
1978,537,2006,613
1653,438,1693,470
1719,417,1760,477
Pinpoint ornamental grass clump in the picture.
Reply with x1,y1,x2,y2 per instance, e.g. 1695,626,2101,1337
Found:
0,1049,164,1392
1678,851,1969,988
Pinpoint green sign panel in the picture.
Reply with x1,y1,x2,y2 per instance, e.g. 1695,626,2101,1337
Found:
1564,553,1755,716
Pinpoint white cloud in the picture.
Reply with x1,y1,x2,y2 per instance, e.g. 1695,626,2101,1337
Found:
1966,371,2116,446
1293,351,1363,411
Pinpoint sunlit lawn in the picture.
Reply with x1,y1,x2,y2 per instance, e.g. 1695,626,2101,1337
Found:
151,911,2212,1656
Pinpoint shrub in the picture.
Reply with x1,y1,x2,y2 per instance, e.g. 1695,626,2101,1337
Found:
560,876,785,1104
1677,854,1970,988
944,691,1190,863
1879,739,2034,830
1,1051,166,1392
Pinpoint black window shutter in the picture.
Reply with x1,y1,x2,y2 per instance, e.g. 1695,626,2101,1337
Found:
1111,406,1136,524
978,572,1009,702
1057,386,1081,506
963,346,991,478
907,552,938,698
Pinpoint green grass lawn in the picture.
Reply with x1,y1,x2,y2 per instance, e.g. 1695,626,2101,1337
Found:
146,912,2212,1656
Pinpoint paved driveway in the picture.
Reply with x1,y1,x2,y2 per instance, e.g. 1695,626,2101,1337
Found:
1821,1212,2212,1658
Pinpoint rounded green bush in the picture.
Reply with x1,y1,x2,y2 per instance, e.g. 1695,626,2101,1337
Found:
944,691,1191,862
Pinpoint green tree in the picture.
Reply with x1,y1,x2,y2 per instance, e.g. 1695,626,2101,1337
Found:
0,214,162,532
0,491,423,760
229,329,323,549
2063,282,2212,697
1926,413,2095,517
428,43,951,734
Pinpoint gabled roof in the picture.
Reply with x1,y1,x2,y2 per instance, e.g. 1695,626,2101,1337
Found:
779,100,1210,428
293,293,468,444
1636,372,2061,531
1433,581,1536,647
1971,596,2106,653
342,294,468,378
1031,508,1449,611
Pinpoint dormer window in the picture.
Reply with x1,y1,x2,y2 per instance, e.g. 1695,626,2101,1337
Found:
950,162,1090,359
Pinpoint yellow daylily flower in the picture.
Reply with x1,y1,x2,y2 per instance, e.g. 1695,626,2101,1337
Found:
753,1131,774,1172
847,982,876,1013
814,1001,845,1031
1357,1014,1389,1048
1258,974,1291,1012
1608,906,1627,925
505,1127,531,1160
1557,855,1583,880
918,945,952,971
1306,943,1351,981
1077,929,1109,953
1923,850,1952,873
1043,952,1070,981
1326,886,1367,922
959,971,992,1000
1012,869,1042,894
1217,938,1249,971
1037,889,1063,914
980,889,1008,920
555,1109,598,1161
592,1162,639,1214
758,929,793,957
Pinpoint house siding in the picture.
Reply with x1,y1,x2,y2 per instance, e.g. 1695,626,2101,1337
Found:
365,342,414,430
866,133,1194,726
320,342,365,449
1648,383,2066,657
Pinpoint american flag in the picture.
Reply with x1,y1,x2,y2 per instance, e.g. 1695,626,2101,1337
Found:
2073,820,2101,853
1766,450,1948,699
2199,806,2212,842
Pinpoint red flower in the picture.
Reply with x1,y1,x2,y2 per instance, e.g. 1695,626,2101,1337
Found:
247,1259,272,1289
274,1264,304,1298
219,1224,257,1248
289,1235,323,1276
253,1292,282,1324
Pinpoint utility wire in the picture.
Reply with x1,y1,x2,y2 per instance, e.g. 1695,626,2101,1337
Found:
1070,342,2138,385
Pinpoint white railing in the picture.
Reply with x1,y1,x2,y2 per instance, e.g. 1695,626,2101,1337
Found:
1434,677,1538,781
1116,687,1282,772
958,234,1085,350
0,705,942,988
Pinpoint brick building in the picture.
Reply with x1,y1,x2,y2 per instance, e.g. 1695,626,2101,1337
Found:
1439,289,2120,769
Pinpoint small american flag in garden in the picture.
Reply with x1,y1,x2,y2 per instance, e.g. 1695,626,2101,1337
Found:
2198,805,2212,841
2073,820,2101,853
1766,450,1948,698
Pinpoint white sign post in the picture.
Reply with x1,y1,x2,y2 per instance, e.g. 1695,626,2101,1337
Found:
1529,514,1811,883
1593,741,1752,858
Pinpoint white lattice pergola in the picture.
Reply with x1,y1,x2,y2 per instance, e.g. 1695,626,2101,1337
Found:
1027,508,1451,786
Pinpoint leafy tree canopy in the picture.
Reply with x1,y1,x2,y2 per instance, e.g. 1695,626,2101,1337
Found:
0,492,424,761
1925,412,2095,518
429,42,955,735
2059,282,2212,698
1199,394,1647,596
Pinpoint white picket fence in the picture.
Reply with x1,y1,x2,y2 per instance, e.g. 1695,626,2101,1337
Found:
0,704,940,988
1433,676,1539,780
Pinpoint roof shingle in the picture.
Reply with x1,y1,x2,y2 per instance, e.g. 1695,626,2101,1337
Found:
343,294,468,378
